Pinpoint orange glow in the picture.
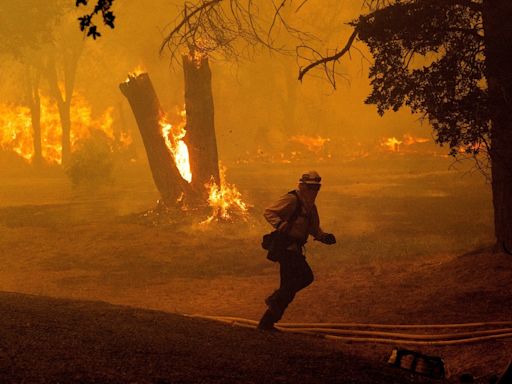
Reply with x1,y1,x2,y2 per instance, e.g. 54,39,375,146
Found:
125,65,146,82
201,164,248,224
0,94,121,164
189,49,206,67
0,104,32,161
402,134,430,146
457,142,483,154
381,137,402,152
290,135,330,153
160,108,192,183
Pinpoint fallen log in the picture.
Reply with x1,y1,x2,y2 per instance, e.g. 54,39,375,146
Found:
119,72,189,205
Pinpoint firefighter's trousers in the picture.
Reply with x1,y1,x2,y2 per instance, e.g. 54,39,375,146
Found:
263,250,314,324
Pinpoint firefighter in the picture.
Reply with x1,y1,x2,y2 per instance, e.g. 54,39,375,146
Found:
258,170,336,331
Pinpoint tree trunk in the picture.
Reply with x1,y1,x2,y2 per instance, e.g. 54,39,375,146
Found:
182,55,220,195
31,92,42,165
45,55,72,166
60,101,71,166
120,73,191,205
25,66,42,165
483,0,512,250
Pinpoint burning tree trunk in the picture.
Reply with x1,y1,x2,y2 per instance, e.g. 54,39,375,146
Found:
182,54,220,194
120,73,190,205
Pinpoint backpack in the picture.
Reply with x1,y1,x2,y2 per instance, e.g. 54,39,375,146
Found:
261,190,302,261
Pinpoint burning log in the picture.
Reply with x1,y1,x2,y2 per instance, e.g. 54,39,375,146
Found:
182,54,220,195
119,73,190,205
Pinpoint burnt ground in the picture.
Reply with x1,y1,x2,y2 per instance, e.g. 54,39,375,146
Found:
0,159,510,383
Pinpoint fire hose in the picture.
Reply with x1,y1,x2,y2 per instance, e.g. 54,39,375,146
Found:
188,315,512,346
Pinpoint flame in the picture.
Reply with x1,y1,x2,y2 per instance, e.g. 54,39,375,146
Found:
160,109,192,183
457,142,483,154
0,94,123,164
290,135,330,153
125,65,146,82
0,104,32,161
201,164,248,224
189,49,206,66
381,134,433,153
381,137,402,152
188,40,209,67
402,134,430,145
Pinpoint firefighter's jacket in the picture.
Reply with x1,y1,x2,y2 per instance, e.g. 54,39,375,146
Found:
263,189,326,251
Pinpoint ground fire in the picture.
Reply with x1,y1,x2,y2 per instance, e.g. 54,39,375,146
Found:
380,134,432,153
201,164,249,224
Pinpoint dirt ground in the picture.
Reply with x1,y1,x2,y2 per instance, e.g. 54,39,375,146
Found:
1,156,509,382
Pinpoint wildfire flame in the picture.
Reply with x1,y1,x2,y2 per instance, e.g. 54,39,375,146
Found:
381,134,431,153
381,137,402,152
403,133,430,146
189,48,207,67
160,109,192,183
201,164,249,224
124,65,146,82
0,93,121,164
0,105,32,161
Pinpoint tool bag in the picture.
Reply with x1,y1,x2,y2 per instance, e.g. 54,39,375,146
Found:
261,191,302,262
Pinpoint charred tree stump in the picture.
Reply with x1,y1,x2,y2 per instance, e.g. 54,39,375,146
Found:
183,55,220,195
120,73,189,205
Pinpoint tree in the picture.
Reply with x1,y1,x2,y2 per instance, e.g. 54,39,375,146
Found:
78,0,512,250
43,14,85,166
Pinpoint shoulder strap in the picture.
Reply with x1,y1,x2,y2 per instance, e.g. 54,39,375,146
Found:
287,190,302,225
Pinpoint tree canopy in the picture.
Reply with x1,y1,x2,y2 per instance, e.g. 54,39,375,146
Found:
355,1,488,158
75,0,115,39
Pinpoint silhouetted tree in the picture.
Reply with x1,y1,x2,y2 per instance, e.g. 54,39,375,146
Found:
75,0,115,39
43,17,84,166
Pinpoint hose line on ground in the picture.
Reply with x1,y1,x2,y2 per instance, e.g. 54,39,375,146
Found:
189,315,512,346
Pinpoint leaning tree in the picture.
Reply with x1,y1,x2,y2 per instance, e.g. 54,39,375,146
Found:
77,0,512,250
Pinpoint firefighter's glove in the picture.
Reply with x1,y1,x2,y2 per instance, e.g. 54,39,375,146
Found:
322,233,336,245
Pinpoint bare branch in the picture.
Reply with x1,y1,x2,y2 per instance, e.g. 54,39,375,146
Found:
160,0,224,55
298,27,359,82
294,0,309,13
